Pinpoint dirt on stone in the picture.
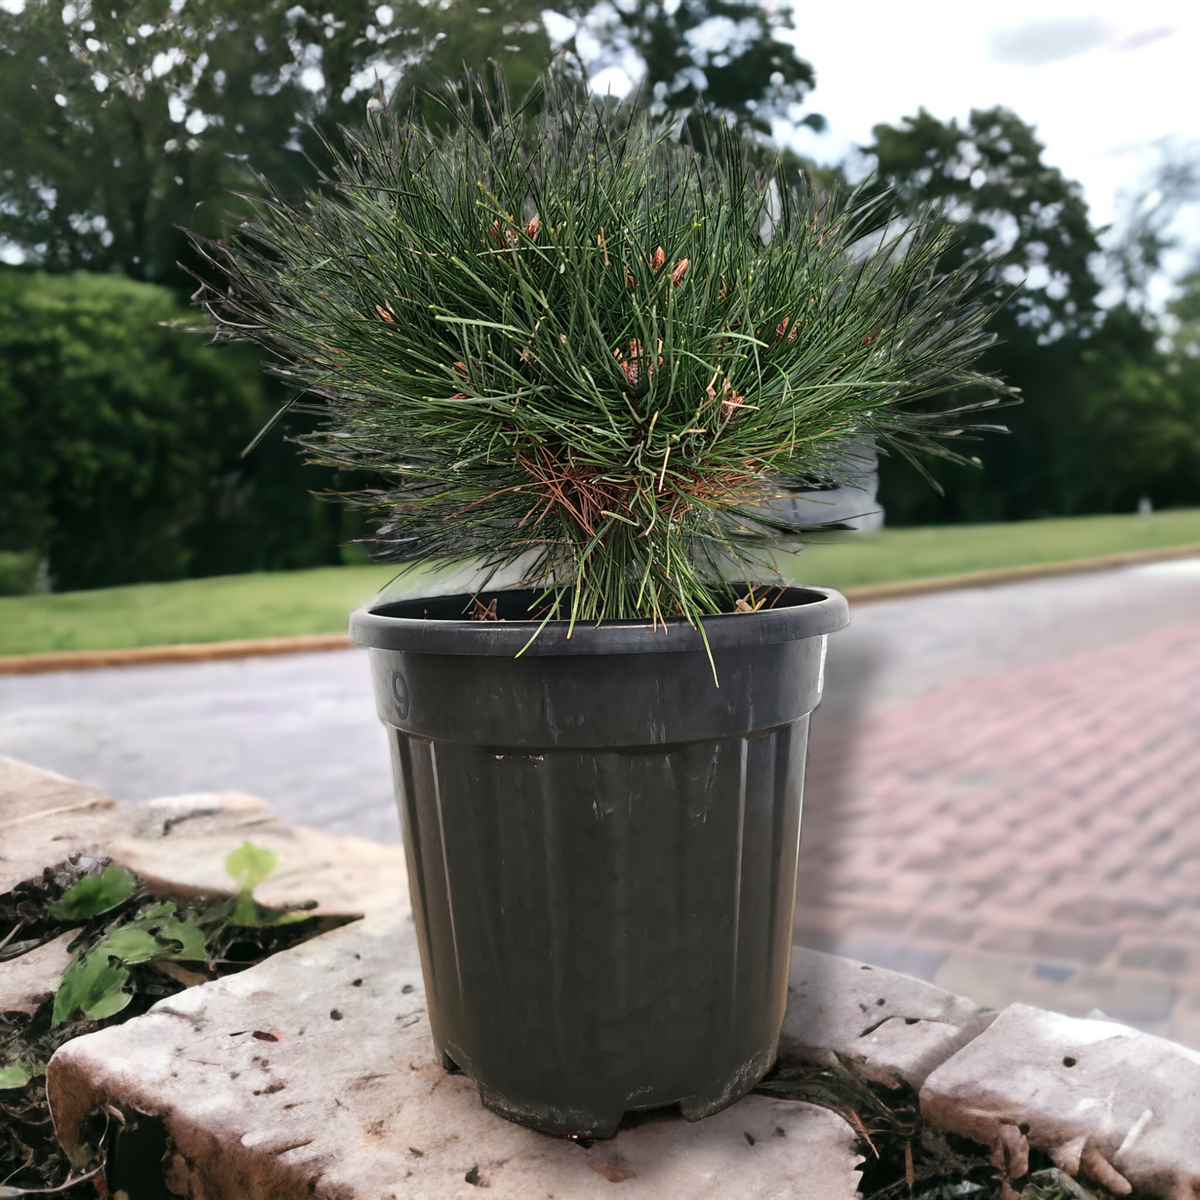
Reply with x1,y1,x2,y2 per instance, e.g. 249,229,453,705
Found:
753,1060,1138,1200
1,855,333,1198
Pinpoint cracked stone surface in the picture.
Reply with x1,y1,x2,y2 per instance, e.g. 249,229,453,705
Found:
920,1002,1200,1199
0,756,405,924
0,930,75,1016
783,946,997,1089
48,907,863,1199
0,757,405,1021
0,756,122,896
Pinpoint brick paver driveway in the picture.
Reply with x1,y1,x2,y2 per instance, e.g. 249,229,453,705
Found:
3,556,1198,1040
799,556,1200,1045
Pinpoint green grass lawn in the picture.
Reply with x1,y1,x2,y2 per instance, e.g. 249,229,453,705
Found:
3,509,1198,656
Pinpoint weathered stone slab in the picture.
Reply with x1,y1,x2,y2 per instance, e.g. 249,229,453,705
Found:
0,756,122,895
49,908,862,1199
0,758,403,923
782,945,997,1088
0,931,76,1016
111,791,405,919
920,1002,1200,1198
1,758,405,1031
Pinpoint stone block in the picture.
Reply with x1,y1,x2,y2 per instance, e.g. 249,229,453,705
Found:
110,791,406,920
920,1002,1200,1198
0,756,122,894
782,946,996,1089
0,930,76,1016
0,758,405,925
49,911,862,1199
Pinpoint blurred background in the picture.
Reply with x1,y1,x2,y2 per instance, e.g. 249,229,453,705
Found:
3,0,1200,1044
1,0,1199,607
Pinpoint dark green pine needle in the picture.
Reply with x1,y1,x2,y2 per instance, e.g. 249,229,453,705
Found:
191,72,1018,629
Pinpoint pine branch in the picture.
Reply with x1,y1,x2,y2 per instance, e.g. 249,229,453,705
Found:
190,70,1019,625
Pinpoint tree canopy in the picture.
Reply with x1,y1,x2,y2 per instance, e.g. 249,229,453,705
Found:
866,105,1102,338
861,104,1200,524
0,0,821,289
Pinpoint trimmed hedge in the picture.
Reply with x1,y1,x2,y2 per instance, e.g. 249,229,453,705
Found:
0,270,354,591
0,550,38,596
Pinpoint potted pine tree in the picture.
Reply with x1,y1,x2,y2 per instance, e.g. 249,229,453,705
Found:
192,75,1012,1138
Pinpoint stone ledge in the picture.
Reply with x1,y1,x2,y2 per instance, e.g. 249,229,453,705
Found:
921,1003,1200,1198
9,755,1200,1198
783,946,997,1090
47,911,863,1200
0,755,405,922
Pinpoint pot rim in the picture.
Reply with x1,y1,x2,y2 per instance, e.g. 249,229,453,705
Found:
349,584,848,656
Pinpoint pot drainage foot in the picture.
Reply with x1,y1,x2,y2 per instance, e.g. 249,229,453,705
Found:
677,1047,779,1122
476,1088,623,1140
440,1052,465,1076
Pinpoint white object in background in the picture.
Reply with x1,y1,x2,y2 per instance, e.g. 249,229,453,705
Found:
760,439,883,532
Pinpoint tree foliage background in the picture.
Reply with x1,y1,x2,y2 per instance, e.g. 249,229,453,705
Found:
863,106,1200,524
0,0,1197,591
0,0,826,589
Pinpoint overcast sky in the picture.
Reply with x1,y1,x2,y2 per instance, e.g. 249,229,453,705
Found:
581,0,1198,289
774,0,1199,279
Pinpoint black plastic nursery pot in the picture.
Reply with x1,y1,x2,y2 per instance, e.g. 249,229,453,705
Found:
350,585,849,1138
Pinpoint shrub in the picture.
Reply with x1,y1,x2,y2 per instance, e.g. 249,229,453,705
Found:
0,270,352,591
194,75,1014,627
0,550,39,596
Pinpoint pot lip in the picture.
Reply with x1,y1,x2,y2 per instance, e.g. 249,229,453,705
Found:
349,584,849,656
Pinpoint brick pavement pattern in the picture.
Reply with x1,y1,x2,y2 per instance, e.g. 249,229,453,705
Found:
796,614,1200,1045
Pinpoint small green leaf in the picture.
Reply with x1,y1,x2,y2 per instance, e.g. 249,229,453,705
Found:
225,841,278,893
143,913,207,961
84,989,133,1021
98,927,162,965
0,1064,30,1089
48,864,139,921
53,951,129,1026
229,895,308,928
231,890,263,926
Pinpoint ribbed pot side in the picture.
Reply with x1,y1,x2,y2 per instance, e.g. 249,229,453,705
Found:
350,586,849,1138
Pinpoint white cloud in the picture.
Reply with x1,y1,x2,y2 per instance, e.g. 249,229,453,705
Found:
990,17,1110,65
776,0,1200,243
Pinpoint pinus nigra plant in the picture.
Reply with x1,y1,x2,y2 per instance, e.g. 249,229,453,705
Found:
192,73,1016,632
